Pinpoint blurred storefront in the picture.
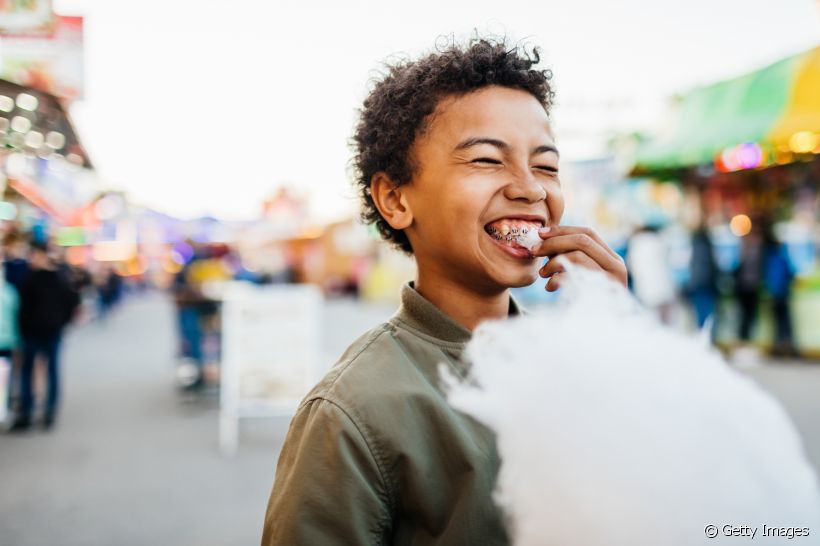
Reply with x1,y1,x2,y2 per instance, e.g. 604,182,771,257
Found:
234,187,415,301
0,6,100,260
628,46,820,355
0,77,97,238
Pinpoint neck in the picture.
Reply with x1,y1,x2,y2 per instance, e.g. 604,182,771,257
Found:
414,267,510,332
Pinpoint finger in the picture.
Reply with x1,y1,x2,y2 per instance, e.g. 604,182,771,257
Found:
539,226,620,261
539,258,564,279
546,272,565,292
539,251,598,278
533,233,623,274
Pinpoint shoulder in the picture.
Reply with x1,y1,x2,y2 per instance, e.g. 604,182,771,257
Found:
304,321,411,408
299,317,449,439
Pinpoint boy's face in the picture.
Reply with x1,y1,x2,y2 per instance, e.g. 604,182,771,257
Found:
402,86,563,291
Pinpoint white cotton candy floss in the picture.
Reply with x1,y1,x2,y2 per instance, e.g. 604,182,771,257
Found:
442,264,820,546
513,227,542,250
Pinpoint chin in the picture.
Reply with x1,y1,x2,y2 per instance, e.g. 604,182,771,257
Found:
507,275,538,289
505,273,539,289
488,266,540,290
475,239,540,289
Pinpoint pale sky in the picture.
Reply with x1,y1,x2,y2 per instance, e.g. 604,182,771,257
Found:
53,0,819,221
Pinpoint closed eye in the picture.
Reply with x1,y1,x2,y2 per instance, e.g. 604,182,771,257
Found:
535,165,559,173
471,157,503,165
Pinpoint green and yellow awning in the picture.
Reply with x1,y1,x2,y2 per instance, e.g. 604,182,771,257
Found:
634,46,820,172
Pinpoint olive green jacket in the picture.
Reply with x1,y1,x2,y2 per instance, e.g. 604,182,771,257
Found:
262,282,518,545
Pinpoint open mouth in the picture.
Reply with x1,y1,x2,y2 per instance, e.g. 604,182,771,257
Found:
483,218,544,257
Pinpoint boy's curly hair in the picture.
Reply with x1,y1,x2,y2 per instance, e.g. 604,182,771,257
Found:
351,37,555,254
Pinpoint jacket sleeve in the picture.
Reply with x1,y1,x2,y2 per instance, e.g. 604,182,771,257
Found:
262,397,393,545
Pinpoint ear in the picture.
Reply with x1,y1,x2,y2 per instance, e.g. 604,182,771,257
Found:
370,172,413,230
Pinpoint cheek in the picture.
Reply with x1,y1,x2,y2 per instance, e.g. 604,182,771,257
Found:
440,182,489,225
547,185,565,224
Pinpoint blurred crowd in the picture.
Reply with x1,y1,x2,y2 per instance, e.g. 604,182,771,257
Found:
1,230,126,432
626,215,799,362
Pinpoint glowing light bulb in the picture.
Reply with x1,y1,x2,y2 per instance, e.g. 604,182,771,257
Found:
730,214,752,237
15,93,38,112
0,95,14,113
10,116,31,133
23,130,43,148
789,131,818,154
737,143,762,169
45,131,65,149
721,147,740,171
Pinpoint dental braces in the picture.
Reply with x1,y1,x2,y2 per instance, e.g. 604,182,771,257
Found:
486,225,542,250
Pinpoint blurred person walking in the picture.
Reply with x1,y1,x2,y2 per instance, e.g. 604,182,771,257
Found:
733,222,764,364
687,224,719,333
173,260,205,390
626,225,677,324
95,266,123,321
172,244,232,391
732,217,769,366
762,222,798,357
10,242,80,431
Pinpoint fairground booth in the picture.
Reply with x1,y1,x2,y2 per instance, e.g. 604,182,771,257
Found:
632,46,820,356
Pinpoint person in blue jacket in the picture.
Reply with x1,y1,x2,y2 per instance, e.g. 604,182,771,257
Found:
761,221,798,357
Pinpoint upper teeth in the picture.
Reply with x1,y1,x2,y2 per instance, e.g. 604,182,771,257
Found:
485,220,542,244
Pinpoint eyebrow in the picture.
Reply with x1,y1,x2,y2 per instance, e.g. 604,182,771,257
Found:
454,137,559,157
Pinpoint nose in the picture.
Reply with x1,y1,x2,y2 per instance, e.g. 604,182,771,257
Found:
502,169,547,203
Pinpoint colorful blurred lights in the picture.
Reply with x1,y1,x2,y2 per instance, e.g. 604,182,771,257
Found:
92,241,136,262
173,242,194,263
45,131,65,150
56,227,86,247
718,143,764,172
122,256,148,277
719,148,739,171
789,131,818,154
15,93,38,112
170,250,186,265
23,131,43,149
162,257,183,274
737,143,763,169
10,116,30,133
730,214,753,237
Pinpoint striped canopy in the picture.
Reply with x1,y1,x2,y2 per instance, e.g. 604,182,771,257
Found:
634,46,820,171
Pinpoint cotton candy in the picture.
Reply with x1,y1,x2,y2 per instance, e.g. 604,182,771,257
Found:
443,263,820,546
513,228,542,250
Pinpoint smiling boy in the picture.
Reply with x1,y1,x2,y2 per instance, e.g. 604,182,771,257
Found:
262,39,626,545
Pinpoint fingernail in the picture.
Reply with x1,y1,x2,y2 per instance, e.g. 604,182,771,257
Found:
538,226,551,235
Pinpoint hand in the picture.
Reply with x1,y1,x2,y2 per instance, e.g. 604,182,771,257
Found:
531,226,628,291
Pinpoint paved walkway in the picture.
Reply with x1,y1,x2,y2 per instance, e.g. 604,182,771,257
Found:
1,293,818,545
0,292,393,546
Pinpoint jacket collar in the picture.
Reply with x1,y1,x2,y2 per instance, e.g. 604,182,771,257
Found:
390,281,522,345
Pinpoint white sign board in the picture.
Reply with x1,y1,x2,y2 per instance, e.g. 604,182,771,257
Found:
219,282,322,455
